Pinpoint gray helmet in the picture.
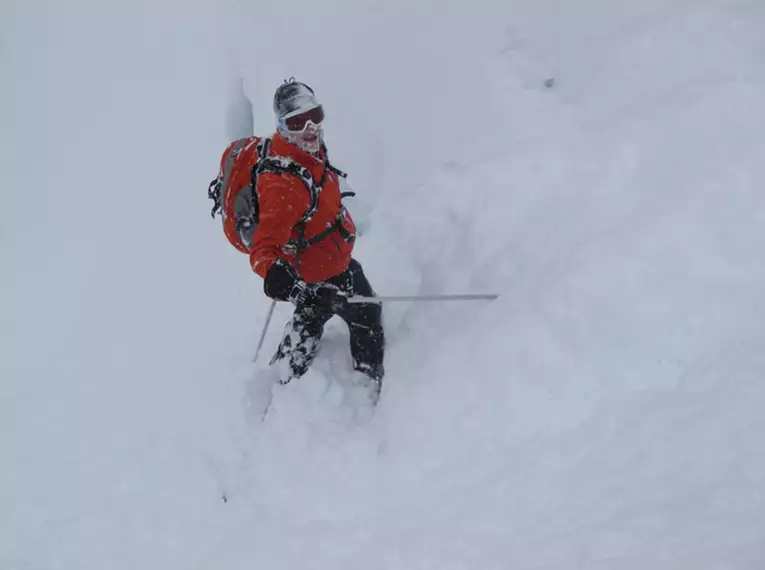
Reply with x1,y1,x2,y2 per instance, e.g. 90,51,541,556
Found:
273,78,319,120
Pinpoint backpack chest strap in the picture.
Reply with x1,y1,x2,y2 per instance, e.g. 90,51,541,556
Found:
283,207,354,257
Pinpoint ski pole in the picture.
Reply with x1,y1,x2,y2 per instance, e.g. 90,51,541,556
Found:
253,299,277,363
346,293,499,304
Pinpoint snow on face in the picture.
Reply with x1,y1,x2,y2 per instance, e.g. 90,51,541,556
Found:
280,122,324,155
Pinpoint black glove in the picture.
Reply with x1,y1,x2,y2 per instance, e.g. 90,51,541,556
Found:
264,260,348,312
264,259,302,302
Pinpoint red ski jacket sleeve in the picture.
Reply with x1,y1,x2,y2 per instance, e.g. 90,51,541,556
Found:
249,171,308,279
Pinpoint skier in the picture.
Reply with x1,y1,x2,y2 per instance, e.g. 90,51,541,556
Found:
209,79,385,390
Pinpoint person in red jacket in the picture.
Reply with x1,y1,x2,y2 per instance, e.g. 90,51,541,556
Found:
210,79,385,389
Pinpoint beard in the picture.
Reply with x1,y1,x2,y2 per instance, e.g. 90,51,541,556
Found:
281,125,323,155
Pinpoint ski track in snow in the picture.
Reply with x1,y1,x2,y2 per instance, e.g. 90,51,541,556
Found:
3,0,765,568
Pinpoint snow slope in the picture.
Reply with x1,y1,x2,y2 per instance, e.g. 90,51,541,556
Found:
4,0,765,568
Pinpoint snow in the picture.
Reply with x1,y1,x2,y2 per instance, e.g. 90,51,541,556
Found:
3,0,765,568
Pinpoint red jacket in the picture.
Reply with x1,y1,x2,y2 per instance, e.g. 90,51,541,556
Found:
217,133,356,283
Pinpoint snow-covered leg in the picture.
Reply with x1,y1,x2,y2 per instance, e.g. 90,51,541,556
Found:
270,306,333,383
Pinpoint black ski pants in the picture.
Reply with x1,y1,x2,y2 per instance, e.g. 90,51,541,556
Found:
272,259,385,381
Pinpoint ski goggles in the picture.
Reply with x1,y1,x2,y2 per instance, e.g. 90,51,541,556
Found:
280,105,324,132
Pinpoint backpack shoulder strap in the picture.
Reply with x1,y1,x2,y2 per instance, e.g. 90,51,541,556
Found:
256,136,271,164
254,155,321,223
320,142,347,179
250,145,347,273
